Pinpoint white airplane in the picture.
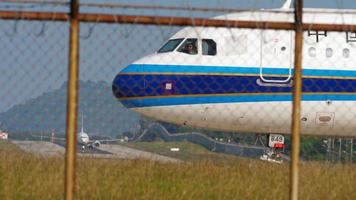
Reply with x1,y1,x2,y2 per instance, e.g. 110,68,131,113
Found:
112,1,356,161
76,113,122,149
77,114,100,149
33,114,119,149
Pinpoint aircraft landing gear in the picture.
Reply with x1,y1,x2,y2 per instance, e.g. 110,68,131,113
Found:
260,134,285,164
81,145,86,152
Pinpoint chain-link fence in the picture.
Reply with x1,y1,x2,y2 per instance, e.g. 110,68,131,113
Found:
1,1,356,199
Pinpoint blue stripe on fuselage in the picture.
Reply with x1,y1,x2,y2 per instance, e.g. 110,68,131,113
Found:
114,74,355,98
121,64,356,78
113,64,356,108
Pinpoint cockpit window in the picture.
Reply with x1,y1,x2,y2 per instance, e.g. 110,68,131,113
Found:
202,39,216,56
177,38,198,55
158,38,184,53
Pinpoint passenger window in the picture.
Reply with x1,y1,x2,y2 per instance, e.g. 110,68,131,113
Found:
343,48,350,58
158,38,184,53
308,47,316,57
202,39,217,56
326,48,333,58
177,38,198,55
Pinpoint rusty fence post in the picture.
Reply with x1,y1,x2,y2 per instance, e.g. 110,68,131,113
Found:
65,0,79,200
290,0,303,200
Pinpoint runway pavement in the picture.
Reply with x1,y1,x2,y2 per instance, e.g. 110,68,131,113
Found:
11,140,65,157
10,140,180,163
98,144,181,163
53,140,112,155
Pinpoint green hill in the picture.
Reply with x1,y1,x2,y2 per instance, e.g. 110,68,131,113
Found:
0,80,140,137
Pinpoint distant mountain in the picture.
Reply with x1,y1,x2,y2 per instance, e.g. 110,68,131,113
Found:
0,80,140,137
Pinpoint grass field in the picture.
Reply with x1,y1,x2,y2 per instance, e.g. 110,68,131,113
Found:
1,140,356,200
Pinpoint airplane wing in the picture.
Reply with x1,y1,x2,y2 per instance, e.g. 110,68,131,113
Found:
87,133,122,143
90,138,122,143
31,134,66,141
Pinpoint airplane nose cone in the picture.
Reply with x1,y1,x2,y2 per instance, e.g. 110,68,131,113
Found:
112,68,144,107
112,73,127,99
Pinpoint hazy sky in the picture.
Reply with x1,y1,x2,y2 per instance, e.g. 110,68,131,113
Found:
2,1,356,13
0,0,356,112
79,0,356,9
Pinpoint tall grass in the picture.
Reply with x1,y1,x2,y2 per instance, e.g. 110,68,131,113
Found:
1,140,356,200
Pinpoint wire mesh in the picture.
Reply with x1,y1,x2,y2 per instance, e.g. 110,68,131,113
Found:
1,1,356,200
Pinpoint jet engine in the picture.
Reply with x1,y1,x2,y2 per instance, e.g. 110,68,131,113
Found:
93,140,101,148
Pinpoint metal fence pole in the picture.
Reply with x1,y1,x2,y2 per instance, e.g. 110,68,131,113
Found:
351,139,353,162
290,0,303,200
339,138,342,162
65,0,79,200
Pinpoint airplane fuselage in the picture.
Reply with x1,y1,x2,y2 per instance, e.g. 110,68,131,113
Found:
113,8,356,137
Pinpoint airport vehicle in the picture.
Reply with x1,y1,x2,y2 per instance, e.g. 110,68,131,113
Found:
112,0,356,161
